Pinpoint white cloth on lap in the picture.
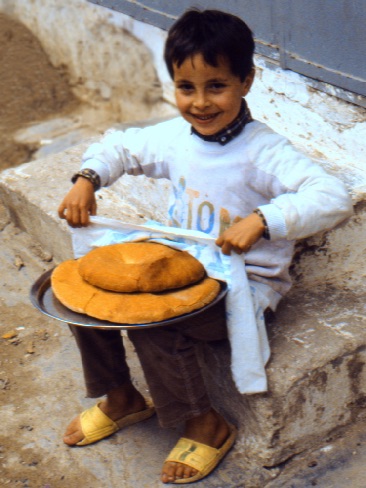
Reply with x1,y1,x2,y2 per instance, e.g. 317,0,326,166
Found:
71,216,271,394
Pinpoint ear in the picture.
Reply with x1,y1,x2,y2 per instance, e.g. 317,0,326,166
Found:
241,68,255,97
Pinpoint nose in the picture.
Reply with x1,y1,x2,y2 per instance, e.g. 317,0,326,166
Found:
192,90,210,110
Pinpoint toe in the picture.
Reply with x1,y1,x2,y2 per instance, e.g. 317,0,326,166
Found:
161,461,199,483
161,461,178,483
183,465,198,479
63,416,84,445
63,431,82,445
174,463,185,480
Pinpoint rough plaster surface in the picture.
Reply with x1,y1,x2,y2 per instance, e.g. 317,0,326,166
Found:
292,207,366,292
0,0,176,125
1,0,366,472
247,59,366,202
1,0,365,196
1,223,366,485
199,286,366,465
0,135,170,263
1,142,366,467
1,0,363,293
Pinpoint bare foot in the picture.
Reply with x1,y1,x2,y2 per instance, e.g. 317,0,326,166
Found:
63,382,147,446
161,409,231,483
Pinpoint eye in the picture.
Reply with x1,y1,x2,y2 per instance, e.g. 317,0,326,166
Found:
176,83,194,93
208,82,226,92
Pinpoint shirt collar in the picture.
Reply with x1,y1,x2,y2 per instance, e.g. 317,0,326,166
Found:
191,99,253,145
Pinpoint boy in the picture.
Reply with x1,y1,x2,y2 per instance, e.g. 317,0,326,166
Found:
58,9,352,484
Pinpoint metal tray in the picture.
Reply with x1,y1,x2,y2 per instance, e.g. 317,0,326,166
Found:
30,269,228,330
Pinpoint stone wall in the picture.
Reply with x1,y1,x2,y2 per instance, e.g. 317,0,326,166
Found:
1,1,366,469
2,0,364,293
0,0,176,124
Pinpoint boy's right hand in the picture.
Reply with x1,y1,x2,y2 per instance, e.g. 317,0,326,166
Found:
58,177,97,227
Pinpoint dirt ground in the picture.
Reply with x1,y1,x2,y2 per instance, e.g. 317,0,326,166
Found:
0,217,87,487
0,13,78,170
3,197,366,488
0,217,161,488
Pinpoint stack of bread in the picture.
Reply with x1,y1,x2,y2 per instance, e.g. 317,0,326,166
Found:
51,242,221,324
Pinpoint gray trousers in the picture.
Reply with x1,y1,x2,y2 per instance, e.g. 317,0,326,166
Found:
69,300,227,428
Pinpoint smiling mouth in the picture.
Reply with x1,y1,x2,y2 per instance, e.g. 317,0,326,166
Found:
191,113,219,122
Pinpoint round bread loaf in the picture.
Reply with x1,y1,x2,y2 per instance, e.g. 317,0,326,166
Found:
51,259,220,324
78,242,205,292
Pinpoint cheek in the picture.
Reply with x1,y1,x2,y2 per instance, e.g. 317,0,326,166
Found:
175,93,189,111
217,98,237,114
174,90,181,104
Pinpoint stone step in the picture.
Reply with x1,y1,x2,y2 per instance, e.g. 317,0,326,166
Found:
0,126,364,471
202,286,366,466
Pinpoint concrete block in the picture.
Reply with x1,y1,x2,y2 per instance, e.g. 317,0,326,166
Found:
1,137,365,469
0,135,170,263
201,287,366,466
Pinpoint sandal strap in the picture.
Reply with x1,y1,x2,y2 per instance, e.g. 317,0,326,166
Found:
166,437,221,472
78,402,118,445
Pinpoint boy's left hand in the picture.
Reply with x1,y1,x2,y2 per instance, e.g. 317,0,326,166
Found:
216,212,265,255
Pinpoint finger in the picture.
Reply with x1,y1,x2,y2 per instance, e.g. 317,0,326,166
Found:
58,203,66,220
215,235,223,247
234,242,253,254
90,201,97,216
220,241,233,255
80,207,90,227
68,205,82,228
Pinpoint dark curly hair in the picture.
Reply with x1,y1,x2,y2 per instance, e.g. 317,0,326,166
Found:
164,9,255,81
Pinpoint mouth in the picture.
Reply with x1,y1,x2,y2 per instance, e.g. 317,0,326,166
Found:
190,113,219,122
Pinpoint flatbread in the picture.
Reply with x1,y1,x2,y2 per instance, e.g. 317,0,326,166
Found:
78,242,205,292
51,259,220,324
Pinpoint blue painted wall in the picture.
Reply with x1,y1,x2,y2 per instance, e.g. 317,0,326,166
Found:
88,0,366,99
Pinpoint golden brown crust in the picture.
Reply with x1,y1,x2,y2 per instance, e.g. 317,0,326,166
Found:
51,259,220,324
51,259,96,313
78,242,205,292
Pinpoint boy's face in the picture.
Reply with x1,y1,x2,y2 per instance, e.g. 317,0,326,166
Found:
173,54,254,136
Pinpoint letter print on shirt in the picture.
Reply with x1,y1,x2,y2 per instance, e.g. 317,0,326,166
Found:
169,177,199,229
169,177,241,236
197,201,214,233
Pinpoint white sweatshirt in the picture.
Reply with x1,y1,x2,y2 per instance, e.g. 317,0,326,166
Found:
81,116,353,309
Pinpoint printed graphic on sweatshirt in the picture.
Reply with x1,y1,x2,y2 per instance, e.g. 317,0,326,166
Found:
168,176,241,236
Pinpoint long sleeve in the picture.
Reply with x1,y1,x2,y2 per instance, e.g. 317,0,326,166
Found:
80,120,181,187
246,124,353,241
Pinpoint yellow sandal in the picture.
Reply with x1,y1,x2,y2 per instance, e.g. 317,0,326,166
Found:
164,423,237,483
75,399,155,446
